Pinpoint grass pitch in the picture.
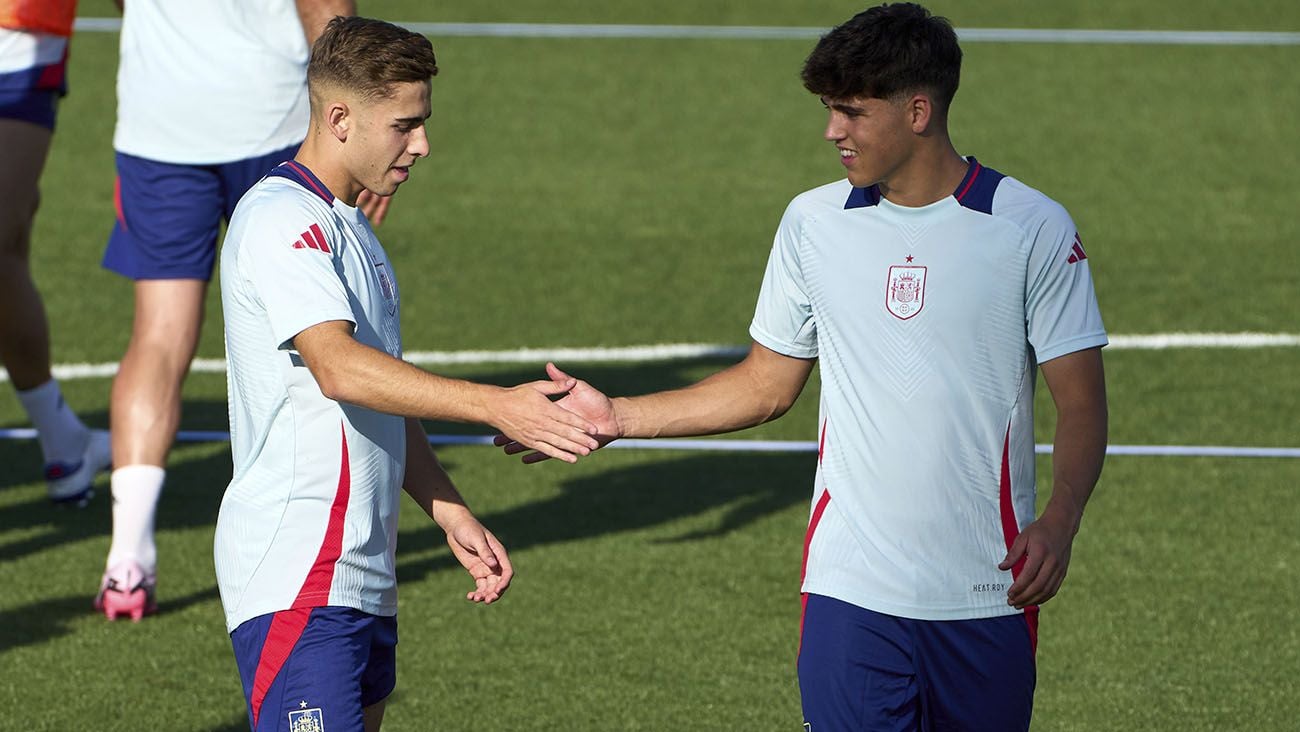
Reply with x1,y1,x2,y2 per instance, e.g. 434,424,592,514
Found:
1,2,1298,730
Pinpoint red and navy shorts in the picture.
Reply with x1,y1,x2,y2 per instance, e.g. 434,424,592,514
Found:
101,142,299,280
0,53,67,130
798,594,1037,732
230,606,397,732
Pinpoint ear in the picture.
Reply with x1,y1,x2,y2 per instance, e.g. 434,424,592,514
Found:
906,93,934,134
325,101,352,142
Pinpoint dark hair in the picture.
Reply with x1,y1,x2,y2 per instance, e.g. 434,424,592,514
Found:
801,3,961,114
308,16,438,100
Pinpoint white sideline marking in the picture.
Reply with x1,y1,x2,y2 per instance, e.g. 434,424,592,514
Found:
73,19,1300,45
0,426,1295,458
2,333,1296,384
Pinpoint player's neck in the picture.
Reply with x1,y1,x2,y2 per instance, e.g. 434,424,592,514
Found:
877,140,969,209
293,141,363,207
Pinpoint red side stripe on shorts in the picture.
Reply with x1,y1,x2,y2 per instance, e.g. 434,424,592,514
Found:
998,423,1040,656
293,423,351,607
113,176,127,230
249,607,312,727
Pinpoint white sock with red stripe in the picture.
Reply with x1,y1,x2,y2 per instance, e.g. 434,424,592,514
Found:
106,465,164,574
15,379,89,465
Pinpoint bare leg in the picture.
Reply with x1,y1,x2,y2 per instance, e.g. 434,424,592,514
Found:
363,698,387,732
100,278,205,595
109,279,207,467
0,118,54,390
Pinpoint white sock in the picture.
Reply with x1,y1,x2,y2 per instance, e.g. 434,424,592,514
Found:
106,465,165,574
15,379,89,464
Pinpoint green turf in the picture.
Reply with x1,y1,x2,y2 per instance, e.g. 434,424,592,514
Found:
3,2,1299,730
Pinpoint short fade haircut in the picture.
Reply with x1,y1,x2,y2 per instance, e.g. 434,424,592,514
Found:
308,16,438,101
801,3,961,114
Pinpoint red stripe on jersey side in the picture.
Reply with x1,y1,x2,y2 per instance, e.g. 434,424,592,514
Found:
798,489,833,648
309,223,331,253
292,423,351,608
284,160,333,204
955,160,983,202
248,607,312,727
998,423,1040,656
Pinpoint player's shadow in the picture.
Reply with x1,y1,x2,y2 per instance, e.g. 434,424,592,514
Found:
392,357,815,582
0,584,219,654
0,400,234,563
396,450,813,586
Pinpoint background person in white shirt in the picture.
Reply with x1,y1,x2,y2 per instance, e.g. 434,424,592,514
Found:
95,0,361,621
498,4,1108,730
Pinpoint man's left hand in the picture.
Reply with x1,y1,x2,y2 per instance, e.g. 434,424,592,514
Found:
1000,507,1078,609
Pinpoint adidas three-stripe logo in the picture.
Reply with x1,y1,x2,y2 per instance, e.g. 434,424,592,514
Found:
291,223,331,253
1066,232,1087,264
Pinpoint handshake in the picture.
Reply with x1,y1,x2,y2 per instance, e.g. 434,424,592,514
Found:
490,362,621,464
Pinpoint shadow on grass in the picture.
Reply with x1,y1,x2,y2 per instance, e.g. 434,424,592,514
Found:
0,403,234,563
0,583,219,654
397,451,813,585
3,359,816,653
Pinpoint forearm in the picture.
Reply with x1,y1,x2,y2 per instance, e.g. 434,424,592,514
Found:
1042,402,1108,531
1038,347,1108,531
617,344,812,438
402,419,475,529
306,335,505,425
295,0,356,46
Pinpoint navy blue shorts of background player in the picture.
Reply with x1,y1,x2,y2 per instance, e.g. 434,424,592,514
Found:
231,606,397,732
0,50,67,130
102,142,300,281
798,594,1037,732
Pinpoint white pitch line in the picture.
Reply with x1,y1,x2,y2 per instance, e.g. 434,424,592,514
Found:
0,427,1295,459
72,19,1300,45
2,333,1298,383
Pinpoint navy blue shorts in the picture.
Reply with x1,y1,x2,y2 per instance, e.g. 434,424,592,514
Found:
102,142,299,280
798,594,1037,732
230,606,397,732
0,55,66,130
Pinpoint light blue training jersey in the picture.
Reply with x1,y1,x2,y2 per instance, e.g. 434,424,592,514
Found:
751,159,1107,621
216,161,405,633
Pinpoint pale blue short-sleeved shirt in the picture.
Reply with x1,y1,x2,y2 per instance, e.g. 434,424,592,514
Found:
751,159,1107,621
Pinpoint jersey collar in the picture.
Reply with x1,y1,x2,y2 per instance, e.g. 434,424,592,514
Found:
267,160,336,205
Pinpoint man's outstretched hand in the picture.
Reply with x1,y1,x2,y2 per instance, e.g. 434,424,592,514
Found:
494,362,620,463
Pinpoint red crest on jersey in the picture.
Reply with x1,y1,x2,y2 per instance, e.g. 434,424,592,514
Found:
885,265,927,320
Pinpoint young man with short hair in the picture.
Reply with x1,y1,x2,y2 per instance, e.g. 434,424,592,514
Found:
501,5,1108,730
217,16,599,731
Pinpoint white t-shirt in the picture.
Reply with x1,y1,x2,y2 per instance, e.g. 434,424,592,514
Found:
216,161,405,632
0,27,65,76
751,159,1107,621
114,0,309,164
